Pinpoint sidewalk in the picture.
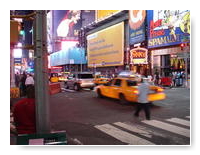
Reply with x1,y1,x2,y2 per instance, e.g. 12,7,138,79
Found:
10,95,79,145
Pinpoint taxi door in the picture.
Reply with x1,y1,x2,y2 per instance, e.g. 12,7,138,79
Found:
109,79,122,99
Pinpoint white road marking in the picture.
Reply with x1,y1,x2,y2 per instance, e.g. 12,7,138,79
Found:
185,116,190,119
142,120,190,138
114,122,152,138
166,118,190,127
61,88,75,92
95,124,155,145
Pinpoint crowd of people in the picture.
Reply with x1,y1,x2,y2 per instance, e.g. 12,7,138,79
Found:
150,70,187,87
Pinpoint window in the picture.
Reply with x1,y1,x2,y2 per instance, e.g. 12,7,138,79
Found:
113,79,122,86
127,80,137,86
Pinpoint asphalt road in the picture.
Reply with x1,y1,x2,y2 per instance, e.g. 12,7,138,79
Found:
49,86,190,145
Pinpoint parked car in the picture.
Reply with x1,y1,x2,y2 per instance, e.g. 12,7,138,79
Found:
65,72,95,91
96,76,166,104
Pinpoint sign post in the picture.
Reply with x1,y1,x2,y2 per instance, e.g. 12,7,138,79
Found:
34,11,50,134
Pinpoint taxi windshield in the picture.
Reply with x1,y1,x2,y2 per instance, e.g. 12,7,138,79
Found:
78,74,93,79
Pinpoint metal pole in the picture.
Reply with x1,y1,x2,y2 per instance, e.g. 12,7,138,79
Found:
185,54,188,88
34,10,50,134
10,47,16,87
80,48,82,72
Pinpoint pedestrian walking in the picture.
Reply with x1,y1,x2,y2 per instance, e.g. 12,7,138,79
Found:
20,72,27,97
154,71,160,86
172,72,176,87
15,72,20,87
13,85,36,134
134,78,151,120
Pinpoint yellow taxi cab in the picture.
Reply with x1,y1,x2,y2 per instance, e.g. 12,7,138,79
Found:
96,73,166,104
94,75,111,85
58,72,70,82
50,73,59,83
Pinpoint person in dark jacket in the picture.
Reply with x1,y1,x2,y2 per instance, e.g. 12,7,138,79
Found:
20,72,27,97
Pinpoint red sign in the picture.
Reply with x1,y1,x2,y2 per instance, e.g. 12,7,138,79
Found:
130,47,148,64
149,19,165,38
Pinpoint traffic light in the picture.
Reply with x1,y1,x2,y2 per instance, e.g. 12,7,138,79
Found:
20,22,25,36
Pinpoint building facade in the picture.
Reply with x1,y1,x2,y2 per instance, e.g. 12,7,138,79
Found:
49,10,190,78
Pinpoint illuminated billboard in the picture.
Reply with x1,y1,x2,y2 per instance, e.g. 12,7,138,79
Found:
129,10,146,45
130,47,148,64
96,10,120,21
53,10,81,39
147,10,190,48
87,22,124,67
50,47,86,66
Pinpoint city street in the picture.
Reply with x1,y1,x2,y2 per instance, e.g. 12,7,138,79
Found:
49,85,190,145
10,10,191,146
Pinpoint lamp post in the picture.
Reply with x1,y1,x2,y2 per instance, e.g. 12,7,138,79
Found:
126,46,130,70
80,48,82,72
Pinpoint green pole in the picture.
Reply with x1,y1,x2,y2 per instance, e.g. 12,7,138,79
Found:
34,10,50,133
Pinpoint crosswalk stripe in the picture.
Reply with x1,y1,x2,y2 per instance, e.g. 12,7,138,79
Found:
61,88,75,92
142,120,190,138
166,118,190,127
185,116,190,119
94,124,155,145
114,122,152,138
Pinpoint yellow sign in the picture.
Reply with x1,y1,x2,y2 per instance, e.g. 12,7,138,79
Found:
10,87,20,98
96,10,120,21
130,47,148,64
87,22,124,67
10,20,20,44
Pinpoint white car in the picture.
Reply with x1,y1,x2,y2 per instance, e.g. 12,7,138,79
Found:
65,72,95,91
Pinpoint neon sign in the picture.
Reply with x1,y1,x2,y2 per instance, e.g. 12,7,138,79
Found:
147,10,190,48
130,47,148,64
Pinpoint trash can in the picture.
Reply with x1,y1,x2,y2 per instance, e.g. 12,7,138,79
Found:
16,131,67,145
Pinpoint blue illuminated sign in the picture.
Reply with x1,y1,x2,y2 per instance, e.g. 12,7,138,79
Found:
147,10,190,48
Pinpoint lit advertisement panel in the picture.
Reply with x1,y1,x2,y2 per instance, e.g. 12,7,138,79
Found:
96,10,120,21
129,10,146,45
130,47,148,64
47,11,52,53
87,22,124,67
147,10,190,48
53,10,81,39
50,48,86,66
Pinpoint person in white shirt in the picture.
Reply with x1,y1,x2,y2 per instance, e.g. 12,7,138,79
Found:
25,74,34,87
134,78,151,120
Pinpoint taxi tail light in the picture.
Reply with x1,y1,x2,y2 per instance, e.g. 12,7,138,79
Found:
157,88,164,92
133,90,139,94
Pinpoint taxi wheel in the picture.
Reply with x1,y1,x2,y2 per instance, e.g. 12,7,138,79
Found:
119,94,127,104
97,89,104,98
